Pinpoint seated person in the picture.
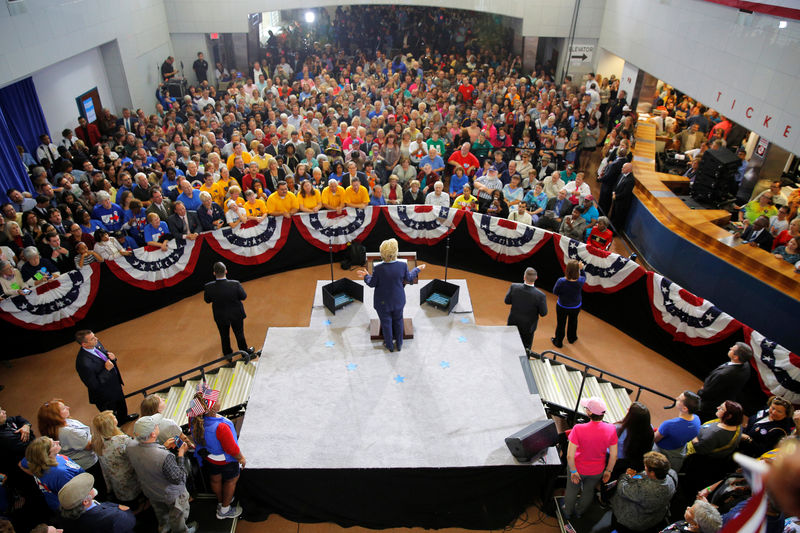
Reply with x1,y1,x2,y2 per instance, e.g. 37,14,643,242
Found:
523,183,548,224
343,177,370,209
225,199,248,229
73,241,104,268
452,184,478,211
502,174,524,213
321,179,346,213
740,191,778,224
449,167,469,200
0,260,29,296
197,191,225,231
166,201,201,240
369,184,386,206
57,472,135,533
737,215,773,251
559,205,587,241
537,189,572,231
508,201,532,225
485,190,508,218
242,189,268,222
266,180,299,218
654,391,701,471
143,213,171,251
382,175,403,205
297,180,322,213
587,216,613,250
738,395,794,458
20,246,60,285
37,232,73,274
611,451,677,533
402,180,425,205
425,181,450,207
660,499,722,533
93,229,131,260
542,172,566,199
773,236,800,264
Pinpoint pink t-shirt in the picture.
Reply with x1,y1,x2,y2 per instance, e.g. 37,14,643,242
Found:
568,421,618,475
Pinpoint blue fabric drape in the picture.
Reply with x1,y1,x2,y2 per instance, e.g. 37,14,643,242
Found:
0,77,47,202
0,77,50,156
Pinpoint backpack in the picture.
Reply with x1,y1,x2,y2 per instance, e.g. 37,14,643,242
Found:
341,241,366,270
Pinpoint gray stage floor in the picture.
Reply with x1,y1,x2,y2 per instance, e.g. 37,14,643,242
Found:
238,279,557,469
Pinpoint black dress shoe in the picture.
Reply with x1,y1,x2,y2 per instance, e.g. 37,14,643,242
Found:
384,344,394,352
395,342,402,352
568,337,578,344
551,337,563,348
246,346,255,354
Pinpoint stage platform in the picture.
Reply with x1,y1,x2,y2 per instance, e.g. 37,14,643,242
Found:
236,279,560,529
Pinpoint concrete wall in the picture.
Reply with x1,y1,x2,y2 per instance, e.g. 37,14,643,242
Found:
31,48,116,146
598,0,800,155
0,0,172,114
595,47,624,80
171,33,216,86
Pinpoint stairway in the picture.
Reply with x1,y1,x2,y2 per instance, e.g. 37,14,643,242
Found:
157,359,259,427
528,356,633,422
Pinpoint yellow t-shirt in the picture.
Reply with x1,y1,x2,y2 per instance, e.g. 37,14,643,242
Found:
297,189,322,210
266,191,299,214
452,194,478,211
343,185,370,206
321,186,345,209
244,198,267,217
251,152,272,171
199,181,224,206
226,151,252,170
217,177,239,198
224,196,245,212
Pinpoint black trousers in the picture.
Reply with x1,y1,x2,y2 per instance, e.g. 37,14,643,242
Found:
216,317,248,355
554,305,581,344
511,322,534,352
95,394,129,422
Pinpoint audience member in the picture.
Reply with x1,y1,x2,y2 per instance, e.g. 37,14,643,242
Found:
19,436,84,511
696,342,752,422
91,411,142,506
57,472,135,533
654,391,701,471
551,260,585,348
611,451,677,533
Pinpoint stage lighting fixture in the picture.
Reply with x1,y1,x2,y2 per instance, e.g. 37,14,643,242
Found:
305,11,315,23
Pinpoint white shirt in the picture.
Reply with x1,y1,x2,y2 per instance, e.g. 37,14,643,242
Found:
425,191,450,207
565,181,591,198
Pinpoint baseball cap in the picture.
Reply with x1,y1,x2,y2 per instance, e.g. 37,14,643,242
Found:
622,105,631,112
133,415,158,438
488,166,498,173
584,194,594,203
580,396,607,415
58,473,94,509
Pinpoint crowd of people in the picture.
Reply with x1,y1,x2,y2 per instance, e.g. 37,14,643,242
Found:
0,5,798,533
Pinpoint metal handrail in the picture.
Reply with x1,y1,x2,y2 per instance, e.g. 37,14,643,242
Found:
124,350,256,399
533,349,676,424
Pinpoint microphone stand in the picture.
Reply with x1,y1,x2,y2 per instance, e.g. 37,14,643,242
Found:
328,237,334,283
443,234,450,282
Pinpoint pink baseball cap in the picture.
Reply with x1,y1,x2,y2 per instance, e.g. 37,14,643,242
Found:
580,396,607,415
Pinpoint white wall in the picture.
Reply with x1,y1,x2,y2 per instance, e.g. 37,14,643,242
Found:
598,0,800,155
595,47,624,80
31,48,116,146
170,33,216,86
0,0,172,114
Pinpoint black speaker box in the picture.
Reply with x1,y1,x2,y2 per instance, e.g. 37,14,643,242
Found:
505,419,558,462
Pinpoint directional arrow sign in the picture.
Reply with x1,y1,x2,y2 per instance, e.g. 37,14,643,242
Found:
571,54,588,61
569,45,594,65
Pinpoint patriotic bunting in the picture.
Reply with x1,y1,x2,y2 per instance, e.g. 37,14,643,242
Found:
743,326,800,403
0,264,100,330
105,237,203,290
552,234,645,293
293,207,380,252
205,216,291,265
384,205,463,245
465,212,551,263
647,272,742,345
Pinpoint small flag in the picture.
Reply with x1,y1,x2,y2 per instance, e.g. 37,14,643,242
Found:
186,398,205,419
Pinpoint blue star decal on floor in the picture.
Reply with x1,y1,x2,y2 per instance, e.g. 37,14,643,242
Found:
325,341,335,347
457,336,467,343
323,319,332,326
460,317,470,323
346,363,358,371
394,375,406,383
440,361,450,369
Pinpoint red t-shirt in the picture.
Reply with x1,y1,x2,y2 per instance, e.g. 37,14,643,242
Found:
458,83,474,102
588,228,613,250
569,421,618,475
448,151,480,176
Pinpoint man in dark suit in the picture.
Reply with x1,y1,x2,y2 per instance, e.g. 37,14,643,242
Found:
204,262,252,356
358,239,426,352
166,201,201,240
537,189,573,231
610,162,636,231
75,330,138,425
738,216,773,251
115,108,138,133
504,267,548,353
697,342,753,422
598,148,628,214
145,188,173,222
57,472,136,533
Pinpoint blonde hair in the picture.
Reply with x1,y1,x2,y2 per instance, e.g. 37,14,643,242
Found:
25,436,57,477
379,238,399,262
92,411,123,456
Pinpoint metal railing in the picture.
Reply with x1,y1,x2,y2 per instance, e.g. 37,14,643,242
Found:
533,349,676,425
124,349,257,399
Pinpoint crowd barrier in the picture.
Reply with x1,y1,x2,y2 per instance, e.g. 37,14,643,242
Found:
2,206,796,404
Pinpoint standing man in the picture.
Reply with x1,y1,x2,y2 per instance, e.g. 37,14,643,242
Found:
504,267,548,353
696,342,752,422
75,330,138,425
610,162,636,232
204,262,252,357
161,56,177,82
192,52,208,83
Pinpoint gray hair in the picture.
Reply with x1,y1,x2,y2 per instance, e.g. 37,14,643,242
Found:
60,502,88,520
691,500,722,533
96,191,111,203
0,260,9,271
22,246,39,260
198,191,212,202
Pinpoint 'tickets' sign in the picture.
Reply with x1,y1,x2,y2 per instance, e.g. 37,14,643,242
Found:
714,90,793,140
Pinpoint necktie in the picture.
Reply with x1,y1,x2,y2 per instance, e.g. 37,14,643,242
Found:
183,215,189,233
93,348,108,362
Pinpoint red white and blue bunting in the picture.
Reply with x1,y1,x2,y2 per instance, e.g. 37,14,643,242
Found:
0,264,100,330
105,237,203,290
743,326,800,403
293,207,380,252
647,272,742,345
384,205,463,245
552,234,645,293
466,212,551,263
205,217,291,265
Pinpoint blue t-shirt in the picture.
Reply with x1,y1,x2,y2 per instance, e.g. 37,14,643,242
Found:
144,221,169,243
92,203,125,232
21,454,84,510
449,173,469,195
177,190,202,211
657,415,701,450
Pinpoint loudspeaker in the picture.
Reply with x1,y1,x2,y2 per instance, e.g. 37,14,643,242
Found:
505,419,558,462
321,278,363,314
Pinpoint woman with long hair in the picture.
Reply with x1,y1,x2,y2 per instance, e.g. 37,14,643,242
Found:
612,402,654,477
551,260,587,348
91,411,142,506
37,399,107,499
19,436,84,511
190,393,246,519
